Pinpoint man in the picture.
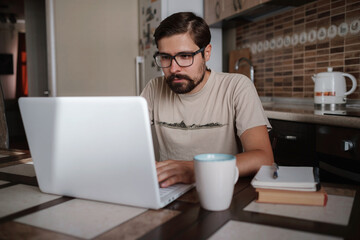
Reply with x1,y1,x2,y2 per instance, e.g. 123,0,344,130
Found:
141,12,273,188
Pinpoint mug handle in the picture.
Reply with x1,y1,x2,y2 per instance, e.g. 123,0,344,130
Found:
234,167,239,184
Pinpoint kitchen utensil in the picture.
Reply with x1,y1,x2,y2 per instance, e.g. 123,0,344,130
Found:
229,48,251,76
312,67,357,108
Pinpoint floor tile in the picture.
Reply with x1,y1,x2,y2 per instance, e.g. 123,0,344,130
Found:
97,209,180,239
0,163,36,177
0,184,61,218
15,199,147,239
0,150,25,156
0,221,79,240
0,180,9,185
244,194,354,225
209,220,342,240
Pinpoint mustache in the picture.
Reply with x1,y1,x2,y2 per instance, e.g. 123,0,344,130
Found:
166,74,193,82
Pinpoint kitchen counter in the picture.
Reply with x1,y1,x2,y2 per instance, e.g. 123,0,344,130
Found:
261,98,360,129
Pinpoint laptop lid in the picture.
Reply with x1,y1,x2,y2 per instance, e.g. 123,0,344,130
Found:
19,96,183,209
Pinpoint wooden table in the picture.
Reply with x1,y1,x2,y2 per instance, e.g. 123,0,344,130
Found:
0,149,359,240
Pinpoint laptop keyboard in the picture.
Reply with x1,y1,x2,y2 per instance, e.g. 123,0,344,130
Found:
159,184,184,198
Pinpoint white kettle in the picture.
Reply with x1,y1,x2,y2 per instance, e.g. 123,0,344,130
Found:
312,67,357,106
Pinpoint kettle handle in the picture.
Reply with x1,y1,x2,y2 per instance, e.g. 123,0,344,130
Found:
311,74,316,82
343,73,357,96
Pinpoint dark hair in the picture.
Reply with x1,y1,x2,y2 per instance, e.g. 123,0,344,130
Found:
154,12,211,49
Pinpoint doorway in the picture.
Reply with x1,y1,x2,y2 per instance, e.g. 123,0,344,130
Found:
0,0,30,149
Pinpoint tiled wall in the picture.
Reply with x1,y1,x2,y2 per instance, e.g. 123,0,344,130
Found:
236,0,360,99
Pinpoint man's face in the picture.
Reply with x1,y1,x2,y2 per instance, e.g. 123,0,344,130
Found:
157,33,211,94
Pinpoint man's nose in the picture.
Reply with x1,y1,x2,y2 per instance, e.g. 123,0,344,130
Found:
169,58,181,73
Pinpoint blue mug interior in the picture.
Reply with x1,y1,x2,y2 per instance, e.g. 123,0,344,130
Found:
194,153,236,162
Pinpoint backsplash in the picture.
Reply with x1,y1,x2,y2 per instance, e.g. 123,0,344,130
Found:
235,0,360,99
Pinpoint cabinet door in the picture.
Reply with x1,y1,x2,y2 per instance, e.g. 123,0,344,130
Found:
316,126,360,160
269,119,316,166
222,0,240,19
223,0,264,19
204,0,268,25
204,0,222,25
241,0,265,12
316,125,360,184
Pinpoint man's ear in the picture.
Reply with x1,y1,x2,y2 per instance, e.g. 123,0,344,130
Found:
204,44,212,62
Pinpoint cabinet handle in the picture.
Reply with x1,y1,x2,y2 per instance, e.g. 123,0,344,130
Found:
215,1,220,19
285,135,297,140
343,140,354,152
238,0,242,10
277,135,297,140
233,0,242,11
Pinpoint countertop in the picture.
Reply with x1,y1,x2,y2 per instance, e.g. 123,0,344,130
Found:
0,149,359,239
261,97,360,129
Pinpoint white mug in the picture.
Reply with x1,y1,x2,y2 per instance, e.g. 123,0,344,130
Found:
194,153,239,211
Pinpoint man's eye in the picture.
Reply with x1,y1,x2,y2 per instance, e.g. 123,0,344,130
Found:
178,54,192,60
160,55,171,60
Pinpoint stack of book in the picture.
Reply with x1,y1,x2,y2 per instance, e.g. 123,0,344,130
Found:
251,165,328,206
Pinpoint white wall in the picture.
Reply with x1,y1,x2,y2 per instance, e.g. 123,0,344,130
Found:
47,0,138,96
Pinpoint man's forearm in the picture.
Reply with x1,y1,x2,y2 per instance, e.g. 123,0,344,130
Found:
235,150,274,177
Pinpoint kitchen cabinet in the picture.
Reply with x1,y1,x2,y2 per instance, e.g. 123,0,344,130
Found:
204,0,314,26
204,0,222,26
269,118,360,184
269,119,316,167
204,0,267,25
221,0,243,20
316,125,360,184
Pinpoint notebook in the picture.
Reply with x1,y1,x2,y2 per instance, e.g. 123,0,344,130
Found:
19,96,194,209
251,165,320,191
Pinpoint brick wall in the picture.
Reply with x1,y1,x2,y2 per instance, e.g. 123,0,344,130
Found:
236,0,360,99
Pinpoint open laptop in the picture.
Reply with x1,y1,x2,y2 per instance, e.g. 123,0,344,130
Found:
19,96,194,209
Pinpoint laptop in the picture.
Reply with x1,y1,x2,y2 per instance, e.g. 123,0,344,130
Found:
19,96,194,209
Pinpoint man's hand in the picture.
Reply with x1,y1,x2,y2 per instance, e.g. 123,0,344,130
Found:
156,160,195,188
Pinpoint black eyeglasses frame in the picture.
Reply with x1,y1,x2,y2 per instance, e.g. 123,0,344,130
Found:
153,47,205,68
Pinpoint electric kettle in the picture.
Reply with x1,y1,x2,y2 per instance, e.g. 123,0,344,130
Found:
312,67,357,108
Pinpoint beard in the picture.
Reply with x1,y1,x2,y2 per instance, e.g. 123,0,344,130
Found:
165,62,206,94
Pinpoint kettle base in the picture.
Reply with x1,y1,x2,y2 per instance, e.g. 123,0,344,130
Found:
314,103,346,111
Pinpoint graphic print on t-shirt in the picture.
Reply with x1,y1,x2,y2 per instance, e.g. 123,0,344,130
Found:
157,120,226,130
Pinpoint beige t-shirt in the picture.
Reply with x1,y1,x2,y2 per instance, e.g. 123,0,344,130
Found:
141,70,271,161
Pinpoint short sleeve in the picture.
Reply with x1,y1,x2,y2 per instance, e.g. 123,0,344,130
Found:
140,79,155,123
233,77,271,137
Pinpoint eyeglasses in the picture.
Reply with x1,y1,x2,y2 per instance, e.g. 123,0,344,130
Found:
153,47,205,68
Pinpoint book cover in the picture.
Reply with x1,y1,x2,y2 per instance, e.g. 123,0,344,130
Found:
255,188,328,206
251,165,320,191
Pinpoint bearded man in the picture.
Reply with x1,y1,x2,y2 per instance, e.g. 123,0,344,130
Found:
141,12,273,188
